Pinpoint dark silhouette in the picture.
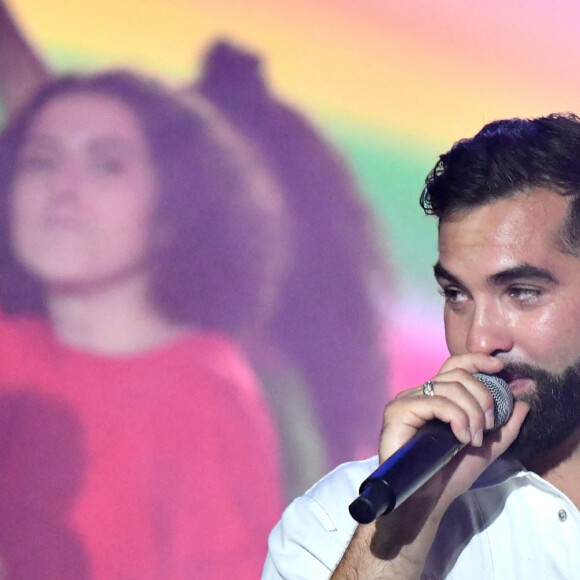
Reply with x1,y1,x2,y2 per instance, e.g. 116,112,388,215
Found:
0,0,50,120
0,390,89,579
196,41,391,488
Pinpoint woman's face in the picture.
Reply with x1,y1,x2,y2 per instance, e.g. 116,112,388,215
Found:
10,92,159,292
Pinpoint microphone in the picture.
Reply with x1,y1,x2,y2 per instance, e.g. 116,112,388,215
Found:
349,373,513,524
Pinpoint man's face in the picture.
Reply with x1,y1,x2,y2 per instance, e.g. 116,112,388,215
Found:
436,188,580,459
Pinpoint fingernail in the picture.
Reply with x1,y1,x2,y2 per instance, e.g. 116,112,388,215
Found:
485,409,495,430
463,427,472,444
472,429,483,447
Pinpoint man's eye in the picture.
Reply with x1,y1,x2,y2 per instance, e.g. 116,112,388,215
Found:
508,286,542,303
439,287,469,305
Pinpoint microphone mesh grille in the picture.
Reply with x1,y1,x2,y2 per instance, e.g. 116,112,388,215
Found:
473,373,513,429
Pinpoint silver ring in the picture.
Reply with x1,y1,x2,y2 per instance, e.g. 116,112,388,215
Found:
422,380,435,397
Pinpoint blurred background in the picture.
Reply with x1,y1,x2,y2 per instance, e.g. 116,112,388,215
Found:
4,0,580,492
8,0,580,388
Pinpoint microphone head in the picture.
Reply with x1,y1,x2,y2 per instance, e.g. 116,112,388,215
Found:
473,373,513,429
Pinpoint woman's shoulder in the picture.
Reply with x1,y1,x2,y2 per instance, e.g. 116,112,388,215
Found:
161,330,256,378
107,329,264,403
0,308,51,352
0,308,54,383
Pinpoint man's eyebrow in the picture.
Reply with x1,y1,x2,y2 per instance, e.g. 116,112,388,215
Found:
433,262,558,286
489,264,559,285
433,262,461,285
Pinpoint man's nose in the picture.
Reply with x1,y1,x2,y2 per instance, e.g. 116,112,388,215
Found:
465,301,513,356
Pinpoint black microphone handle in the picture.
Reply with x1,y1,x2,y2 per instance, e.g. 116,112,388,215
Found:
349,420,463,524
349,373,512,524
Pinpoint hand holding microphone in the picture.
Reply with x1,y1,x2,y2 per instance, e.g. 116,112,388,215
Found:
349,372,514,524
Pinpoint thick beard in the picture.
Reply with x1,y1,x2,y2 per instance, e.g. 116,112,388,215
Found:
500,359,580,461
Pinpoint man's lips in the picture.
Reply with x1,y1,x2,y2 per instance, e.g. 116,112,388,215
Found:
497,371,534,396
507,377,534,396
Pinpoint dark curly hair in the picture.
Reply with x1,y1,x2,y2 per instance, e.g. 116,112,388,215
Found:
420,113,580,251
0,70,288,333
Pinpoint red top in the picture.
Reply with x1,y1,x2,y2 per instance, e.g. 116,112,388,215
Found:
0,311,283,579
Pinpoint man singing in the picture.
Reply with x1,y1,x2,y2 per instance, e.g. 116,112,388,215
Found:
263,113,580,579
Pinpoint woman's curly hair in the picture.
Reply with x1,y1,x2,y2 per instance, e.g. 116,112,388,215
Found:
0,69,288,333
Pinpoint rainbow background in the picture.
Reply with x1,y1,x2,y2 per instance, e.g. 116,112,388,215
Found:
6,0,580,389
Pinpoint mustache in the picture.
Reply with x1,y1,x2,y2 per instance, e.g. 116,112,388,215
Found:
497,358,580,407
496,361,551,384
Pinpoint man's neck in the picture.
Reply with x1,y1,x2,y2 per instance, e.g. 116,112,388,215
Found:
524,427,580,509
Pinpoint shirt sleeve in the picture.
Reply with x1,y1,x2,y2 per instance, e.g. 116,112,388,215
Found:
262,458,378,579
262,496,339,580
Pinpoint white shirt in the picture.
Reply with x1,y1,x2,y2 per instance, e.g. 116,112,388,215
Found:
263,456,580,579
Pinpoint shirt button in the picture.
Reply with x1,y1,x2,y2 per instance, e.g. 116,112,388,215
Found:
558,509,567,522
